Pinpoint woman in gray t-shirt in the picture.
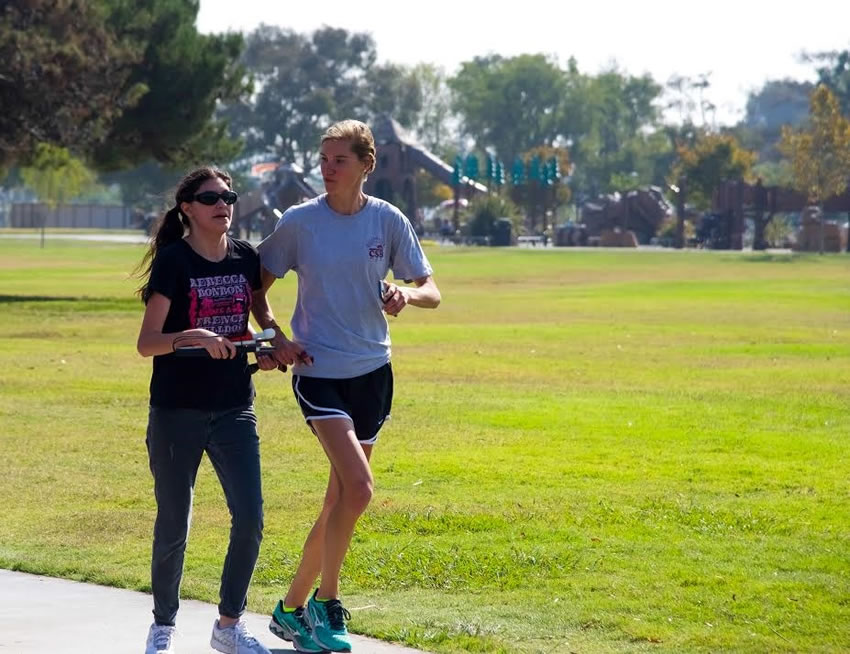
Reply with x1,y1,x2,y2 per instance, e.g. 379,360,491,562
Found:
257,120,441,653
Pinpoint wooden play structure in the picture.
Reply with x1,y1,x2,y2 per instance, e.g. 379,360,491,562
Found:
579,187,672,245
710,179,850,251
364,115,486,224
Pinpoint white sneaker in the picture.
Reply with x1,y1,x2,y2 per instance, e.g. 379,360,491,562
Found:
145,623,176,654
211,619,272,654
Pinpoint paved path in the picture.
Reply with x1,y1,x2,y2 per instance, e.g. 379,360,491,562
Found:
0,570,427,653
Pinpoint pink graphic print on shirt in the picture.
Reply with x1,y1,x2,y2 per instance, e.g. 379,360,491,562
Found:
187,273,252,339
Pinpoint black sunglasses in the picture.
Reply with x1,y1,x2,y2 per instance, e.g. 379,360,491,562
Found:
193,190,238,205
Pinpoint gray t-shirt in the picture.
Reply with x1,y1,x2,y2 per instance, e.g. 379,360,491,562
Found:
258,194,433,379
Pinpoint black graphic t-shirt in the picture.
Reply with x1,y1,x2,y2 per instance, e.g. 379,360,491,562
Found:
147,238,262,409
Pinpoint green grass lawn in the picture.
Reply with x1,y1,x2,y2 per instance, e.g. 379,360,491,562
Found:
0,238,848,653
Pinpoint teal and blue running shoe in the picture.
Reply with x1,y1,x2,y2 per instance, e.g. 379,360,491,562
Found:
268,600,326,653
305,590,352,653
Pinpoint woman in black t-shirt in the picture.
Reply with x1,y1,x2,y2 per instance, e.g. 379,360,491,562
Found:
135,167,278,654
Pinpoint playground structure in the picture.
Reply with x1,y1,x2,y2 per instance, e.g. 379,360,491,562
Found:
709,179,850,251
364,115,486,228
231,116,487,238
795,206,848,252
225,117,849,252
229,163,319,239
579,187,672,245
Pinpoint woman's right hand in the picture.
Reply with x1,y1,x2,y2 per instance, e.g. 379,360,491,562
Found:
270,328,313,367
195,329,237,359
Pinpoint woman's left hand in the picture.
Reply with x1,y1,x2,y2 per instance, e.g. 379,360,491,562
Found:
255,353,282,372
381,283,410,317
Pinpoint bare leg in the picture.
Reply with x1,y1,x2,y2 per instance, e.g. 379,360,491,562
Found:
315,418,374,600
283,427,373,607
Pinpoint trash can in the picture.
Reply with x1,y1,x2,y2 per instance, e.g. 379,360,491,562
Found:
555,224,571,246
491,218,512,246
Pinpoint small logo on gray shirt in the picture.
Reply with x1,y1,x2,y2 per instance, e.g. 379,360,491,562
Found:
368,237,384,260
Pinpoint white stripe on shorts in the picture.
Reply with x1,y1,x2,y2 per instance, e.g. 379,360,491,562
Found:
294,376,351,420
304,413,353,424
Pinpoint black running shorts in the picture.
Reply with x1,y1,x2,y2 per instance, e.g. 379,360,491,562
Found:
291,363,393,444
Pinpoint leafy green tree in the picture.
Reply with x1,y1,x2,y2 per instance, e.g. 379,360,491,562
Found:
20,143,96,246
0,0,139,168
91,0,247,170
449,54,566,164
562,67,667,196
751,160,794,187
220,26,316,165
449,56,668,205
1,0,246,172
221,25,377,171
666,129,755,247
672,132,757,209
362,63,422,127
733,79,814,162
21,144,96,206
664,73,715,127
411,64,457,157
807,49,850,115
310,26,377,117
744,80,814,133
779,84,850,253
508,145,572,231
467,193,521,238
415,169,453,208
100,161,182,210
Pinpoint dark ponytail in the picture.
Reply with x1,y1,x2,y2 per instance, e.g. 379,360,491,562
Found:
134,166,233,302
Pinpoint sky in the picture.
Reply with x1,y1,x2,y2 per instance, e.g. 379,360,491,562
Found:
197,0,850,125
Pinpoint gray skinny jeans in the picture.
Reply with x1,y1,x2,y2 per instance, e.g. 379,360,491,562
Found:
146,404,264,625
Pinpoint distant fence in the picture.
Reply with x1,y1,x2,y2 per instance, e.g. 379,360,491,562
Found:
9,203,133,229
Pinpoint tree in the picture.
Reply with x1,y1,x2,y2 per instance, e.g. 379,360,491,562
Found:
20,143,96,246
733,79,814,163
671,132,756,249
751,160,794,187
779,84,850,254
743,80,813,133
806,49,850,115
449,54,566,164
672,132,757,209
562,66,667,197
362,63,422,128
100,161,182,210
1,0,247,172
411,64,457,157
510,145,571,231
0,0,140,168
414,169,453,208
221,25,377,172
467,193,521,239
664,73,716,128
91,0,247,170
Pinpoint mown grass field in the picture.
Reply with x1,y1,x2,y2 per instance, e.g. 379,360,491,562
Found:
0,237,848,653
